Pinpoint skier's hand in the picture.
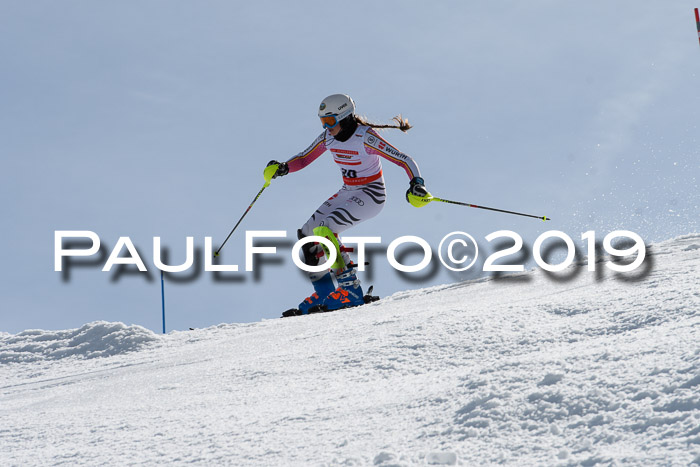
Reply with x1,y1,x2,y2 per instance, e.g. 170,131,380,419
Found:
407,176,428,198
406,177,432,208
263,160,289,184
408,177,428,196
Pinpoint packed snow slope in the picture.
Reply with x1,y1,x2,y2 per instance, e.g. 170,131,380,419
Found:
1,235,699,466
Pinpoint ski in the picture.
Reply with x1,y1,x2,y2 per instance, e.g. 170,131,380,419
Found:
281,286,380,318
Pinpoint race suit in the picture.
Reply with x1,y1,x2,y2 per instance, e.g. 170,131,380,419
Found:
286,125,422,239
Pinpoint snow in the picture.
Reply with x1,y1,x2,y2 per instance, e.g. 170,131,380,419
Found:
0,322,158,364
1,234,699,465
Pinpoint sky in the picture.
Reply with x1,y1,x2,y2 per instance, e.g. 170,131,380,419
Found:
1,1,699,333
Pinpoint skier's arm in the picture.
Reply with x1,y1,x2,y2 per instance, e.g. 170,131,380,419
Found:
285,132,327,173
364,128,430,206
363,128,422,180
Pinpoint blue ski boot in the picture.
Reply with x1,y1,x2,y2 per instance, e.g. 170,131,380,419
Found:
298,271,336,314
323,266,365,311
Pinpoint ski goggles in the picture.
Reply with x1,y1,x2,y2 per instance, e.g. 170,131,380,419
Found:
320,114,341,129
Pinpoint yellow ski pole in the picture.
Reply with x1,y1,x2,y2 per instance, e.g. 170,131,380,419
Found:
214,165,279,257
408,193,550,221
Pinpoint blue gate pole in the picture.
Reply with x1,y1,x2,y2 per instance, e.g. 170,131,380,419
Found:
161,270,166,334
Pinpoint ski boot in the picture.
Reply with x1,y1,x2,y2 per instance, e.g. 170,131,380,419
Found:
297,271,336,314
323,266,365,311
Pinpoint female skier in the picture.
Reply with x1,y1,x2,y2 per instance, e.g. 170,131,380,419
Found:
265,94,430,314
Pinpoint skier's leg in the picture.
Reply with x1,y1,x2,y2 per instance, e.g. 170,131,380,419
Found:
296,229,336,314
300,183,385,265
296,184,386,310
311,225,365,310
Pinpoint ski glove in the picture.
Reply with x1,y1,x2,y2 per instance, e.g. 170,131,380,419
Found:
406,177,428,198
263,160,289,184
406,177,432,208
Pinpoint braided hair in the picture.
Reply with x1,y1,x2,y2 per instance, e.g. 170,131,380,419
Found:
354,114,413,133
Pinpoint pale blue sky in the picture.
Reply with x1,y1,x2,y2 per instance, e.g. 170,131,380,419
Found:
2,1,698,333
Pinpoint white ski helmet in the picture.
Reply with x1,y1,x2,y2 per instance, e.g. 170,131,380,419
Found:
318,94,355,128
